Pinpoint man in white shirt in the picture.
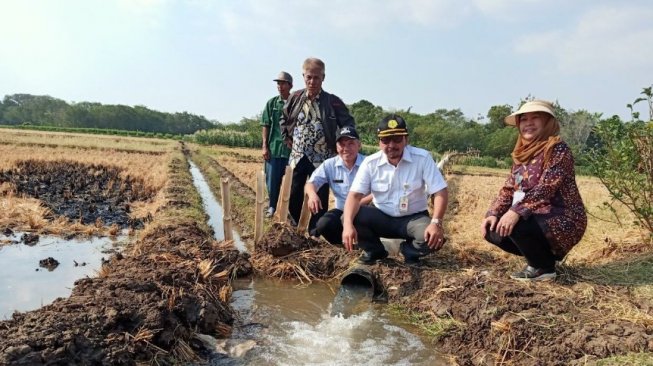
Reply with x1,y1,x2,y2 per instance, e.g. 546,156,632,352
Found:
305,126,372,244
342,114,449,265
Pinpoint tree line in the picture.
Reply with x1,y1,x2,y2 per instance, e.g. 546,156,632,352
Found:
0,94,215,135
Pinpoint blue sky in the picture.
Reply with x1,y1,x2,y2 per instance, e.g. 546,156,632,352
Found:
1,0,651,123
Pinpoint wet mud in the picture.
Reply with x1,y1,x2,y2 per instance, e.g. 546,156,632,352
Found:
253,223,356,281
0,160,154,229
0,221,252,365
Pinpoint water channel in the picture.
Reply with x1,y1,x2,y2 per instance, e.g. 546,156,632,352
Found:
189,159,444,365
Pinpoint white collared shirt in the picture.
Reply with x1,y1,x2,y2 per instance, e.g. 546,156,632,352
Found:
309,153,365,210
350,145,447,217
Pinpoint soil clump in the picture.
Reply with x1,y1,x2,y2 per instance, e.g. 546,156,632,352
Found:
252,223,355,282
0,221,252,365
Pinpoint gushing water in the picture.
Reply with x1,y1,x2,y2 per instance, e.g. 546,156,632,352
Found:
218,279,443,365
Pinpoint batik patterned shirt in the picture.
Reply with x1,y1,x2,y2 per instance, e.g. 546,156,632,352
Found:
486,141,587,257
289,96,332,168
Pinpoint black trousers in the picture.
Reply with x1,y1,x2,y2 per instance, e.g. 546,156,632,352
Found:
289,155,328,230
310,209,343,245
484,215,557,269
354,206,432,256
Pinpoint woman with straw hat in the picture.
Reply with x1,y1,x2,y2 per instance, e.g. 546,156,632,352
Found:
480,100,587,280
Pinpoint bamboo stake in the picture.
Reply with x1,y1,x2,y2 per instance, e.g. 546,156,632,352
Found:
275,165,293,223
254,170,265,242
296,193,311,234
220,178,233,241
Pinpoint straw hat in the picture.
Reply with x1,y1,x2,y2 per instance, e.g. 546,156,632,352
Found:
504,100,556,126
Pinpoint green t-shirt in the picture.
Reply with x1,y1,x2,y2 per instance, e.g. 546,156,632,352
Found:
260,95,291,158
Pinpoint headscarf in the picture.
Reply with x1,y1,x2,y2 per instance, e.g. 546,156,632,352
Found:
511,114,561,165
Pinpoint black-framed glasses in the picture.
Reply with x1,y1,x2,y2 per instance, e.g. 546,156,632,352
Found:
379,135,404,144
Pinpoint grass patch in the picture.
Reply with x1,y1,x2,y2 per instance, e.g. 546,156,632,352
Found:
571,253,653,286
595,352,653,365
387,304,464,341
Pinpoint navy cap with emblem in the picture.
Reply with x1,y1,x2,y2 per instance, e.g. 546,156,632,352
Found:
377,114,409,137
336,126,360,141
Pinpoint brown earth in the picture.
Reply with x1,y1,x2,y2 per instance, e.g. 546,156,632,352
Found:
336,252,653,365
0,151,252,365
0,160,155,229
0,221,251,365
253,222,355,281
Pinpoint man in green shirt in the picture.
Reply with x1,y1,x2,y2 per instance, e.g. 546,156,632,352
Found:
261,71,293,217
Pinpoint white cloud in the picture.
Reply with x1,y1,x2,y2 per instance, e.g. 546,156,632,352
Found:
204,0,476,44
514,4,653,73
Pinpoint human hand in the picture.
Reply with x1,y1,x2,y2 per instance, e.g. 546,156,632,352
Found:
262,147,270,161
284,137,293,149
496,210,519,237
342,224,357,252
425,223,445,250
480,216,498,237
307,193,322,214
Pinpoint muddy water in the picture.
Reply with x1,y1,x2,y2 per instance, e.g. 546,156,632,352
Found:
188,160,245,252
225,278,444,365
0,233,127,320
189,162,445,365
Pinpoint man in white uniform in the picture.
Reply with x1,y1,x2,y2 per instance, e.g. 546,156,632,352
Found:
305,126,371,244
342,114,449,265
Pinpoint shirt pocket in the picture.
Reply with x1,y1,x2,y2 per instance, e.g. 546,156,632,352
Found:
371,181,390,193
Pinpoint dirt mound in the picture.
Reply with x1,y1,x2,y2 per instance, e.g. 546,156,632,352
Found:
0,160,154,228
0,221,252,365
252,223,356,282
371,258,653,365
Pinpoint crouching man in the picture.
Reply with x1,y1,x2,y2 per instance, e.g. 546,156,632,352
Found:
305,126,372,244
342,114,449,265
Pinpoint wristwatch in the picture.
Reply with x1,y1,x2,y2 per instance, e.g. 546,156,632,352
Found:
430,218,443,227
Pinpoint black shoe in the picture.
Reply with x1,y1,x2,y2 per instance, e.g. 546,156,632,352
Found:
400,241,431,264
510,265,556,281
357,250,388,265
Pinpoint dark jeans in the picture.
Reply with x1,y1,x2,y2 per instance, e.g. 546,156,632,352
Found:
289,156,328,229
484,215,557,269
265,157,288,210
354,206,432,258
310,209,343,245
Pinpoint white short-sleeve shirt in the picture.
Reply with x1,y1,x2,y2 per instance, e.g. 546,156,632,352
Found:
308,153,365,210
350,145,447,217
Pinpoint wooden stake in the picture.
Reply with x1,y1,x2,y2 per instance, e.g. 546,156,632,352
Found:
276,165,293,223
220,178,233,241
254,170,265,242
296,193,311,234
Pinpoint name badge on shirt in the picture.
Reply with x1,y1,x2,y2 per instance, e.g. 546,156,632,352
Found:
400,182,410,213
513,190,525,205
399,195,409,213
